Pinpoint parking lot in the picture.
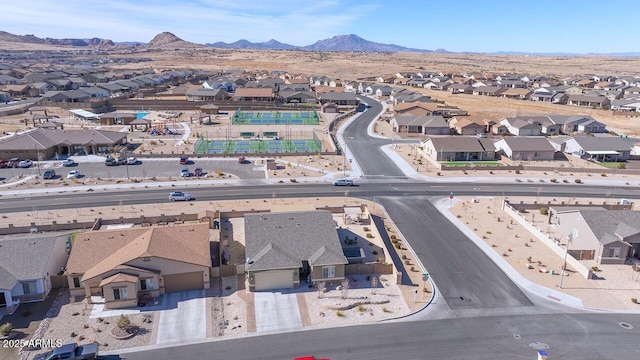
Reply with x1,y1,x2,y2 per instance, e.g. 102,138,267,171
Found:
0,157,266,181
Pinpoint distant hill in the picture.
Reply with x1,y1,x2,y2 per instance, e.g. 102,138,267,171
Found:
0,31,88,46
146,31,204,49
303,34,429,52
205,38,296,50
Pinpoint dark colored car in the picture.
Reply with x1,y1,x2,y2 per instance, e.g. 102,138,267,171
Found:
105,157,118,166
116,157,127,165
42,169,56,179
179,155,189,165
194,167,203,176
8,157,20,168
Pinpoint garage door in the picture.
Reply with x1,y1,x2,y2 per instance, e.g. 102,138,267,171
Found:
254,270,294,291
163,272,204,293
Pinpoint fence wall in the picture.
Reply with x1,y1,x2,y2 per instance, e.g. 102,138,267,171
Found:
345,263,393,276
502,201,591,278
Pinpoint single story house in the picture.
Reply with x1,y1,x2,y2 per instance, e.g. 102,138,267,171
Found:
0,128,128,160
185,88,231,102
317,92,358,106
279,90,316,104
554,209,640,264
498,118,542,136
421,136,496,162
473,86,506,96
500,88,533,100
234,87,274,101
449,118,486,135
65,223,212,309
494,137,556,161
0,235,69,315
244,211,348,291
391,115,450,135
567,95,610,109
564,136,631,162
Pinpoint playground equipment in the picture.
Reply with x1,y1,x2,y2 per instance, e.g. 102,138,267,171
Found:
148,122,175,136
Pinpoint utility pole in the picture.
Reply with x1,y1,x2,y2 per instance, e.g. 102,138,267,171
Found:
34,144,41,176
560,228,577,288
343,143,347,176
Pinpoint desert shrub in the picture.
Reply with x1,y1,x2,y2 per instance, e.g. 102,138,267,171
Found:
336,310,344,317
539,207,548,215
601,173,607,177
382,307,390,313
0,323,12,336
395,243,401,249
357,304,365,312
377,257,384,263
390,234,397,240
363,227,370,232
632,298,638,304
290,178,297,183
562,179,569,183
366,233,373,238
550,178,558,183
515,170,521,174
618,163,626,169
574,179,582,183
117,314,131,330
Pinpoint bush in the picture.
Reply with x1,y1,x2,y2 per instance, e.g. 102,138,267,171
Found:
601,173,607,177
539,207,548,215
632,298,638,304
515,170,521,174
366,233,373,238
390,234,396,240
0,322,12,336
592,266,599,272
336,310,344,317
574,179,582,184
395,243,401,249
117,314,131,330
377,257,384,263
618,163,626,169
289,178,297,183
550,178,558,183
363,227,370,232
382,307,390,313
357,304,365,312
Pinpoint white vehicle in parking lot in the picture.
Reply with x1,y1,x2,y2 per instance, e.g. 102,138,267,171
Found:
169,191,191,201
180,167,190,177
67,170,80,179
127,157,138,165
18,159,33,168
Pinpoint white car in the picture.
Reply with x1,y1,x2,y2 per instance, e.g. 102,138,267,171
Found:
127,157,138,165
169,191,191,201
180,167,190,177
18,159,33,168
67,170,80,179
62,159,74,167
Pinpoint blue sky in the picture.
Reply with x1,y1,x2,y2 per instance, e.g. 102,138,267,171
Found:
3,0,639,53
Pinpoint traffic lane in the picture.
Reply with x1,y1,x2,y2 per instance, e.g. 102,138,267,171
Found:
118,313,640,360
379,196,533,309
342,96,405,177
2,183,640,214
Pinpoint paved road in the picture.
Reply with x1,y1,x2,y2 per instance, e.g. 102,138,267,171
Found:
121,313,640,360
380,196,533,310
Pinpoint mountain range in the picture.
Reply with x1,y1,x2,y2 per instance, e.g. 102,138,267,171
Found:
1,30,639,56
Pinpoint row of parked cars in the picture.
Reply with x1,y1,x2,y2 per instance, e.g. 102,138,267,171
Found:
105,156,138,166
0,158,33,168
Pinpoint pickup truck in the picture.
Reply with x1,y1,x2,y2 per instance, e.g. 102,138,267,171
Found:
36,342,99,360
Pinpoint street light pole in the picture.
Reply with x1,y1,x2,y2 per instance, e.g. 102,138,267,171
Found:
124,149,129,179
560,228,576,289
343,143,346,176
34,144,41,176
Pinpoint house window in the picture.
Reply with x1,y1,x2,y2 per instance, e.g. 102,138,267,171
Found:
534,152,540,158
72,277,81,288
22,281,38,295
322,266,336,279
113,287,128,300
140,278,153,291
608,247,621,258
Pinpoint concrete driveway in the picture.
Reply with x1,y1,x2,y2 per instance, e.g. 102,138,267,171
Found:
254,291,302,333
156,290,206,344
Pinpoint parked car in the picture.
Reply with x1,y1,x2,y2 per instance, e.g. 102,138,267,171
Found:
35,342,98,360
116,156,127,165
169,191,192,201
67,170,80,179
0,159,8,168
333,178,354,186
18,159,33,168
105,157,117,166
180,167,190,177
179,155,189,165
8,158,20,168
127,157,138,165
194,167,203,176
62,158,75,167
42,169,56,179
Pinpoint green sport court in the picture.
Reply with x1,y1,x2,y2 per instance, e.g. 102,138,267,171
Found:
195,138,322,154
232,108,319,125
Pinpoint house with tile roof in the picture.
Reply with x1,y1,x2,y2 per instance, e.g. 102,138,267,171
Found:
244,211,348,291
0,235,69,315
390,115,450,135
65,223,212,309
554,209,640,264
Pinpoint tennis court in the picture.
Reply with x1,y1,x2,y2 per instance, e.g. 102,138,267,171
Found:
232,108,319,125
197,138,322,154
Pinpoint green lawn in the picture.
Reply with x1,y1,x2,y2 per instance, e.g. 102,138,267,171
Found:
442,161,503,167
599,162,625,168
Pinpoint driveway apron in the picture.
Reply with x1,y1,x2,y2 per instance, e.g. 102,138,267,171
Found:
156,290,206,344
254,292,302,332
